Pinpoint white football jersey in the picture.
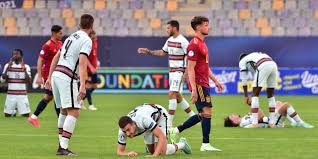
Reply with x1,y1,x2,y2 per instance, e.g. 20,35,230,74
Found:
117,104,165,145
162,34,189,68
53,30,92,81
240,113,269,128
1,63,31,94
239,52,272,72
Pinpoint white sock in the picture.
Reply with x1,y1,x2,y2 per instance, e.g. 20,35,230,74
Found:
251,97,259,125
168,99,177,127
287,115,297,124
58,114,67,143
268,97,276,124
287,105,303,124
173,127,180,134
179,98,195,117
166,144,178,155
31,114,37,119
60,115,77,149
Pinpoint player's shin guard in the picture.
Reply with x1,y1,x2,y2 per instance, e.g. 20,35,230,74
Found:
201,117,211,143
60,115,77,149
287,105,303,123
58,114,67,143
179,98,195,117
251,97,259,125
33,99,48,117
168,99,177,127
177,114,201,133
268,97,276,124
166,144,178,155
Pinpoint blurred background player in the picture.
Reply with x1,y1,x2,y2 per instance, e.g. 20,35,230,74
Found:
170,16,223,152
224,101,314,128
80,30,99,111
46,14,94,156
117,103,191,157
239,52,278,128
28,25,63,128
137,20,195,128
1,49,31,117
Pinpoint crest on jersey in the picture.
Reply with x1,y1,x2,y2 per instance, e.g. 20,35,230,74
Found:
40,50,44,55
188,50,194,57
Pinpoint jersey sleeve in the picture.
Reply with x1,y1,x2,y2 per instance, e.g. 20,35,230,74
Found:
239,59,247,72
25,65,31,78
186,43,200,61
162,40,168,54
80,38,93,56
181,39,189,54
117,129,127,145
2,63,8,74
141,116,157,132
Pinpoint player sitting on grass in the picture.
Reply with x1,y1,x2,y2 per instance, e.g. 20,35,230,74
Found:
117,103,192,157
224,101,314,128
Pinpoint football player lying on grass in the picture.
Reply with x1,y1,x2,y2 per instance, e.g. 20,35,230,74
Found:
224,101,314,128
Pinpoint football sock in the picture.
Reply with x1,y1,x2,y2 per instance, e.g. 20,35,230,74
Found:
60,115,77,149
287,105,304,123
268,97,276,124
58,114,67,143
177,114,201,133
179,98,195,117
33,99,48,117
251,97,259,125
201,117,211,143
168,99,177,127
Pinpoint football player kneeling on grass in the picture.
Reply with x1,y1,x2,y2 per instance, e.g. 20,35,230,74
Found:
117,103,192,157
224,101,314,128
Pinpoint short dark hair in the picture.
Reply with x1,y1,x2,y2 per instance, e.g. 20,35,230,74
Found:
13,49,23,56
239,53,248,61
224,116,238,127
51,25,62,33
118,116,133,129
80,14,94,29
191,16,209,31
167,20,179,31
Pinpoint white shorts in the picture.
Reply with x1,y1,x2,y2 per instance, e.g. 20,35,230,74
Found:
144,108,168,145
253,61,278,88
169,72,184,92
4,95,31,115
51,75,80,109
273,112,285,128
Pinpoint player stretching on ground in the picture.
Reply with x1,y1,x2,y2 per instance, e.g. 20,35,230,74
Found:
239,52,278,128
81,30,98,111
1,49,31,117
224,101,314,128
46,14,94,156
117,103,192,157
170,16,223,152
138,20,195,128
28,25,63,128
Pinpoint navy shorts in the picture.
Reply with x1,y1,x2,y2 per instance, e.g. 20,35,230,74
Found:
195,85,212,112
87,73,99,84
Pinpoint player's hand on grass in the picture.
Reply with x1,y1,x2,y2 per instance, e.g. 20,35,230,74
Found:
127,151,138,157
77,84,86,101
245,96,251,106
45,80,51,90
191,90,198,104
138,48,150,54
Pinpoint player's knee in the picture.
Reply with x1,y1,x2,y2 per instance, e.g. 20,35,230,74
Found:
168,91,177,99
176,93,183,103
201,113,211,118
67,108,80,117
43,95,53,102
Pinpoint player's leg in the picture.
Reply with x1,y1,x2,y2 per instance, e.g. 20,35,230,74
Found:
4,95,16,117
17,95,31,117
280,103,314,128
266,63,278,126
177,92,195,118
168,91,178,128
250,70,265,127
87,73,98,110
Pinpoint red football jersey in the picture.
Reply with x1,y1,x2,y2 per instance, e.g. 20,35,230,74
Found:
39,39,63,81
88,38,98,73
187,36,210,88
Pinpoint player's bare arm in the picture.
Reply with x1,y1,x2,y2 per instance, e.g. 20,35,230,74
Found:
87,60,96,73
208,69,223,92
188,60,197,103
116,144,138,157
24,66,31,83
36,56,44,85
240,70,250,105
45,52,60,90
137,48,166,56
78,54,88,101
151,126,167,157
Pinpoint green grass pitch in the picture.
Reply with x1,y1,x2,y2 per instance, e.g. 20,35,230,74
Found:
0,93,317,159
